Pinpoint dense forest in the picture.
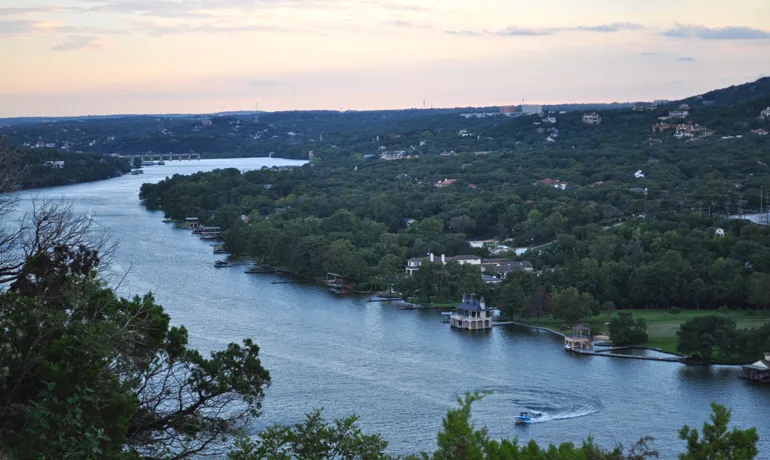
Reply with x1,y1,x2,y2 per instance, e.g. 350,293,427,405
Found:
139,77,770,313
4,145,130,189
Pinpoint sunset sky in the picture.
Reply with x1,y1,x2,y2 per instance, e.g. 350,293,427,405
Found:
1,0,769,117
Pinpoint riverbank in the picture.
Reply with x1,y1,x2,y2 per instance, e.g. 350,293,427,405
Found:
514,309,770,354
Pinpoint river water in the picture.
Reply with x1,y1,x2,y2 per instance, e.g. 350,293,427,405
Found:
10,158,770,457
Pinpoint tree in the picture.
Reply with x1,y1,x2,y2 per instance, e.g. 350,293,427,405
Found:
551,288,594,324
228,411,389,460
602,301,617,319
609,312,649,346
676,315,739,362
679,403,759,460
0,245,271,459
748,273,770,310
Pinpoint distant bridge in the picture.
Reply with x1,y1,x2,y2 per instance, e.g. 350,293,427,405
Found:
115,153,202,161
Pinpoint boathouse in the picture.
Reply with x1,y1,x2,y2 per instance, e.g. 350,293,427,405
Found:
450,293,493,330
184,217,200,229
565,325,593,350
740,352,770,383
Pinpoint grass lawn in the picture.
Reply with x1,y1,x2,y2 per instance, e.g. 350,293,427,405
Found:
519,309,770,355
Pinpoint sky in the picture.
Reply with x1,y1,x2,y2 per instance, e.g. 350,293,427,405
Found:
0,0,769,117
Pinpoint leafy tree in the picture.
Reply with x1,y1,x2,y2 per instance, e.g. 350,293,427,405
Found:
676,315,739,362
603,301,617,319
228,411,390,460
609,312,649,346
679,403,759,460
551,287,595,324
0,245,271,458
748,273,770,309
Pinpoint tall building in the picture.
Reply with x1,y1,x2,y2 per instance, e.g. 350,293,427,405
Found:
521,104,543,115
500,105,518,114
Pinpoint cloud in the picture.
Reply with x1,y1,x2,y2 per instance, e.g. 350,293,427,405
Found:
446,22,645,38
249,80,282,87
0,19,74,36
664,24,770,40
52,36,103,51
678,56,696,62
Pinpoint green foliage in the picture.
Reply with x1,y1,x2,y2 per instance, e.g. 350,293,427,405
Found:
228,411,390,460
670,307,682,315
678,403,759,460
676,315,739,361
7,146,130,190
0,245,270,459
551,287,595,323
609,312,649,346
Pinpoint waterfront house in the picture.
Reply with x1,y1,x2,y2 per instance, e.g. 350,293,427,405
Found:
565,325,593,351
184,217,200,229
582,113,601,124
740,352,770,383
450,293,492,330
534,178,568,190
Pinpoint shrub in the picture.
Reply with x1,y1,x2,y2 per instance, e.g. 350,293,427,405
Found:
718,306,729,314
670,307,682,315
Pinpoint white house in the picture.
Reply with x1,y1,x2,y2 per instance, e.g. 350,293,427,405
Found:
582,113,601,124
634,170,645,179
761,107,770,119
669,110,689,119
43,160,65,169
715,228,725,238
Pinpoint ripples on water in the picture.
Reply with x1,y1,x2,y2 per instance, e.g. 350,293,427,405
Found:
10,159,770,458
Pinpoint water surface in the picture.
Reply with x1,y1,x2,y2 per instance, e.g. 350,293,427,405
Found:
11,158,770,457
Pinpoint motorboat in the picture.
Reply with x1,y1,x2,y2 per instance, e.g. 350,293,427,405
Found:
214,260,229,268
514,412,541,425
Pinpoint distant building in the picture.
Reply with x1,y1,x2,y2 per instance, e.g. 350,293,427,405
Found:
435,178,457,187
582,112,601,124
544,117,557,124
521,104,543,115
565,325,593,351
740,352,770,383
633,102,652,111
450,293,492,330
678,103,690,110
43,160,64,169
675,122,714,138
652,123,672,133
534,178,567,190
201,119,213,127
752,128,769,136
439,151,458,156
634,170,645,179
669,110,689,119
645,138,663,145
500,105,518,114
184,217,200,229
761,107,770,119
714,228,725,238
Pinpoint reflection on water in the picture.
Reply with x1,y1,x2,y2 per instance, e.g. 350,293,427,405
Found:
10,159,770,457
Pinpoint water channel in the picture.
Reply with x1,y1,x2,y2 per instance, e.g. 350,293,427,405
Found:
10,158,770,457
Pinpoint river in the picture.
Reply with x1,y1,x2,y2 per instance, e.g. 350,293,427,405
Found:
10,158,770,457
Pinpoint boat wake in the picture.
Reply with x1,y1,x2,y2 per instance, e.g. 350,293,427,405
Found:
481,386,602,423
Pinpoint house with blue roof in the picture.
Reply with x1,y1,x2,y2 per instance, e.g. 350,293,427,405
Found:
450,293,492,330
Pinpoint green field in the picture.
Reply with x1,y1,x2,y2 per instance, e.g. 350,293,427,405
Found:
516,309,770,354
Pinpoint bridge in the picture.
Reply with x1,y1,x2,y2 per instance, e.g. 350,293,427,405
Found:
115,153,202,162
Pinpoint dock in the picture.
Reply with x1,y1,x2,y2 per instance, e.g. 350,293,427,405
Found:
567,348,682,362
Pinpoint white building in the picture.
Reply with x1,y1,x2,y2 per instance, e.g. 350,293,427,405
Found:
634,170,645,179
669,110,689,119
761,107,770,119
582,113,601,124
43,160,65,169
450,293,493,330
521,104,543,115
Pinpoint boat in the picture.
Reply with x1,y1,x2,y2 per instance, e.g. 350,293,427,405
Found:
131,169,144,175
515,412,538,425
213,248,227,254
214,261,229,268
399,304,415,310
440,312,452,323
